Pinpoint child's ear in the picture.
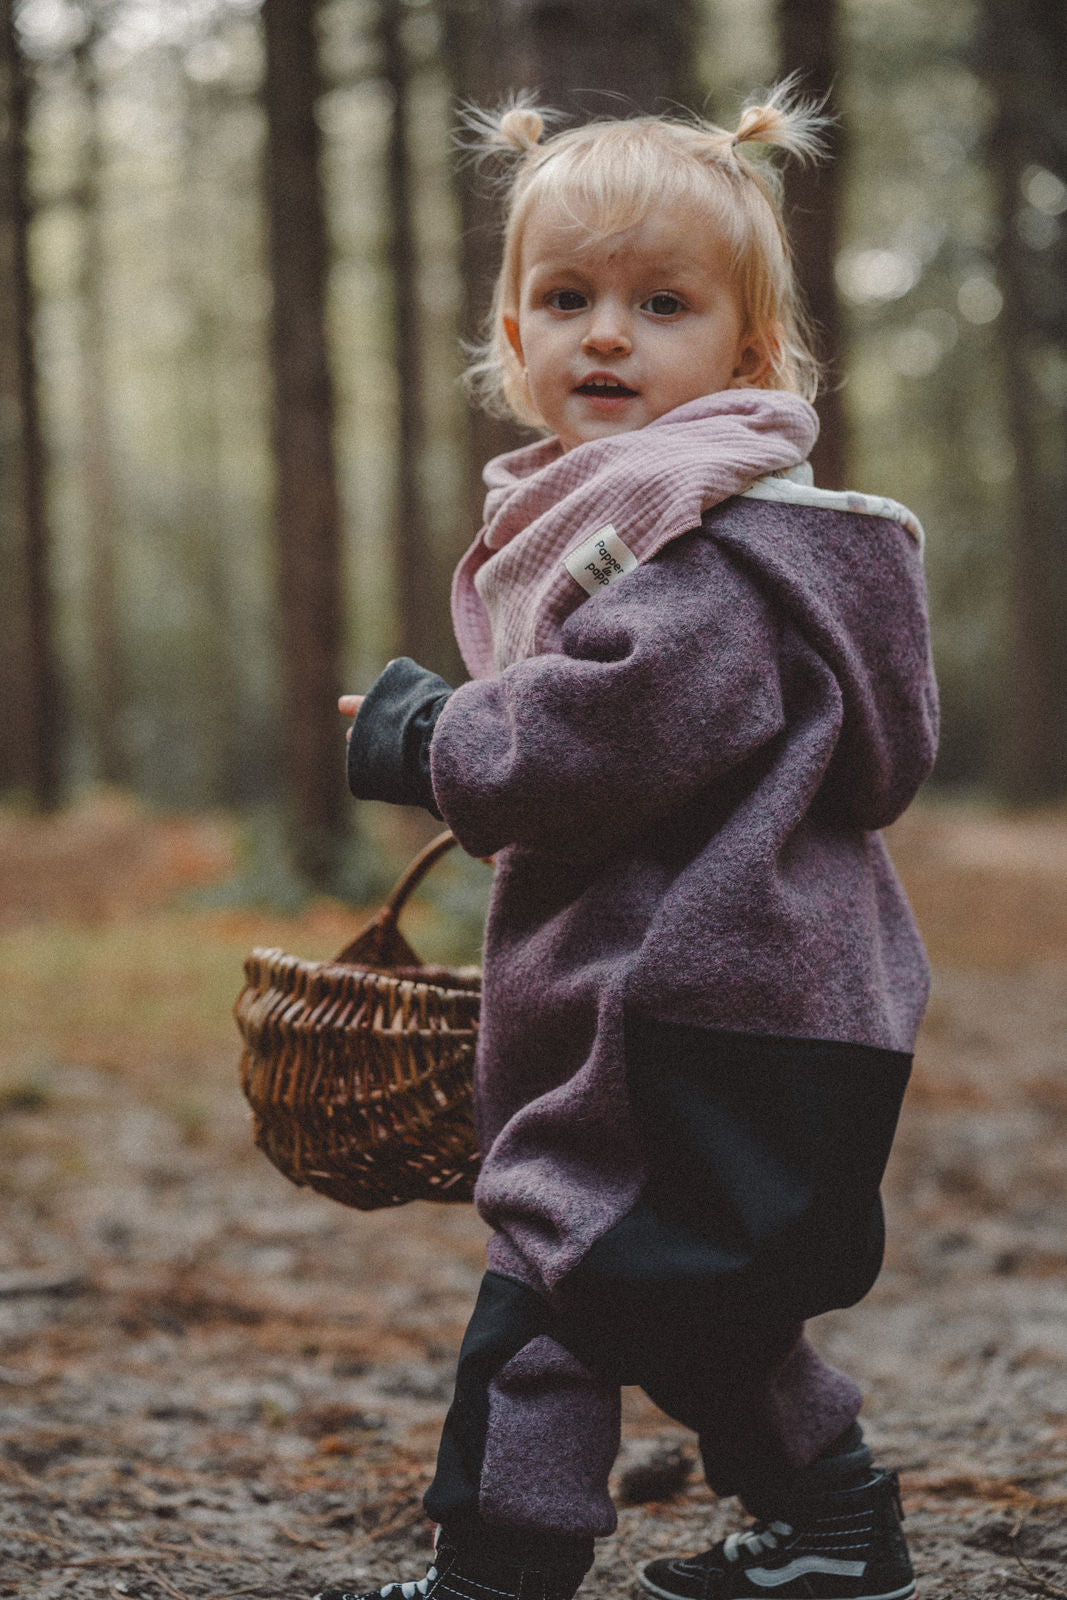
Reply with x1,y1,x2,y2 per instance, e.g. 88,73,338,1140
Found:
503,314,525,367
729,335,774,389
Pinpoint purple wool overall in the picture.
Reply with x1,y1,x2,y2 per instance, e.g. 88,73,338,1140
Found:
347,487,938,1561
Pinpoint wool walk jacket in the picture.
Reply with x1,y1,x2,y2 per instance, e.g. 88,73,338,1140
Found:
347,489,939,1325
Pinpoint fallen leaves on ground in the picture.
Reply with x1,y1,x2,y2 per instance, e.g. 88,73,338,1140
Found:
0,795,1065,1599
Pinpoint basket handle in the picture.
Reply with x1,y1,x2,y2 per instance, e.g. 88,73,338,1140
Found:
333,830,458,968
383,829,459,918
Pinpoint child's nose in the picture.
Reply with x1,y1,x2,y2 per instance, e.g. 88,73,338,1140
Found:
581,305,632,355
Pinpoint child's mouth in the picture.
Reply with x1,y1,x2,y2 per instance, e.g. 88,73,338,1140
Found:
575,379,638,398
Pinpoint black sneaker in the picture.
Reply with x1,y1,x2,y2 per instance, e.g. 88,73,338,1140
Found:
314,1526,591,1600
639,1470,915,1600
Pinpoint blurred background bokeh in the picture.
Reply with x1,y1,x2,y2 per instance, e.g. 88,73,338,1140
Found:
2,0,1065,892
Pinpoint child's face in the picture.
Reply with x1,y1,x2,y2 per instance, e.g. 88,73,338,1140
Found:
504,198,770,451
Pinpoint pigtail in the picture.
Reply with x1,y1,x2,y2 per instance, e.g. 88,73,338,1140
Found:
728,76,833,166
497,103,547,152
454,93,553,163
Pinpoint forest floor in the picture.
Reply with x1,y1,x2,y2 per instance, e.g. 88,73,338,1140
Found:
0,791,1065,1600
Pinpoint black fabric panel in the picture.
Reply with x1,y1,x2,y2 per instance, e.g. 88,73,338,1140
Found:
557,1019,912,1391
423,1272,553,1529
346,655,453,816
425,1025,909,1521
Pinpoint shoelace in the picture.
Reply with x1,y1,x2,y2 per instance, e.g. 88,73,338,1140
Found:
722,1522,793,1563
379,1566,438,1599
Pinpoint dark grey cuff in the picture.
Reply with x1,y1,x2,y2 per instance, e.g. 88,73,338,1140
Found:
346,656,453,817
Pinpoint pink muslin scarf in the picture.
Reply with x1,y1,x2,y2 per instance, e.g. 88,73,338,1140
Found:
451,389,819,678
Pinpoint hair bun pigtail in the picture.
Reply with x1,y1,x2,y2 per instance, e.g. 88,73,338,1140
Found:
455,95,550,164
729,75,833,166
497,105,546,152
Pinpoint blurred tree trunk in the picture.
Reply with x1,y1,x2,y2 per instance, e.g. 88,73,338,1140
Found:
439,0,541,544
440,0,701,545
500,0,701,116
0,0,60,807
978,0,1067,801
262,0,348,879
380,0,443,671
73,28,128,788
776,0,850,489
177,75,245,807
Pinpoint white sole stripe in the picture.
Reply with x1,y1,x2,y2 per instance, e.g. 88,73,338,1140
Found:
638,1571,916,1600
747,1588,916,1600
793,1590,916,1600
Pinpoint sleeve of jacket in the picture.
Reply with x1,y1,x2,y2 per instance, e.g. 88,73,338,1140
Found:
429,532,787,863
346,656,453,817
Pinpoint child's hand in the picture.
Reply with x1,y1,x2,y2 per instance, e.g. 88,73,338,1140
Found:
338,694,364,744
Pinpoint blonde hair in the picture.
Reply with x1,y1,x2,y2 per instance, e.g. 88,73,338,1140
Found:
460,82,831,425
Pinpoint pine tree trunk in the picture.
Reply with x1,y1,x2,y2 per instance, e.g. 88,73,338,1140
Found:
0,0,60,807
776,0,850,490
439,0,529,542
380,0,439,670
978,0,1067,800
262,0,348,877
440,0,701,537
177,77,245,807
498,0,700,118
73,33,127,788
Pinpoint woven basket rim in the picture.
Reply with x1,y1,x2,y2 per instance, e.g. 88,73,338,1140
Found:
246,944,481,999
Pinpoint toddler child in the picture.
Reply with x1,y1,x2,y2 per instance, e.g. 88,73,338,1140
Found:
328,83,937,1600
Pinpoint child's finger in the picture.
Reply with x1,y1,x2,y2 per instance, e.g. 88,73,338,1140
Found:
338,694,364,717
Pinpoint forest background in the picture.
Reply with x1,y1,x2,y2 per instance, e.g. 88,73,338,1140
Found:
1,6,1067,1598
2,0,1066,891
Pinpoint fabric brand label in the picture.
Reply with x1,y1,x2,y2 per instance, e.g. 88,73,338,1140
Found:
563,524,639,595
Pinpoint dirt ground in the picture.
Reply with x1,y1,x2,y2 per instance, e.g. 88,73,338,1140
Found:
0,793,1065,1600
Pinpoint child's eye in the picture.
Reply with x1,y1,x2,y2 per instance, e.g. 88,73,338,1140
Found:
644,293,684,316
546,289,587,311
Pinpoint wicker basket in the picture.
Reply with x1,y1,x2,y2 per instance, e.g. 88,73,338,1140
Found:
235,831,481,1210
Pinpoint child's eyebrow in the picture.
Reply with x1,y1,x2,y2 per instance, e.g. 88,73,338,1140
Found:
528,251,702,281
527,258,585,274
